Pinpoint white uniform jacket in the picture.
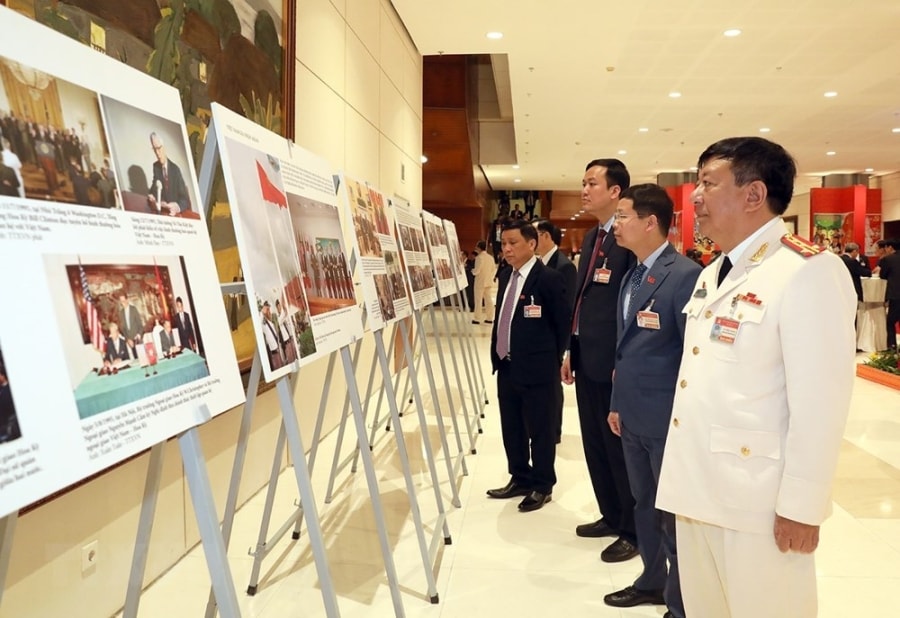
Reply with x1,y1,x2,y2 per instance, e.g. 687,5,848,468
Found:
656,219,856,535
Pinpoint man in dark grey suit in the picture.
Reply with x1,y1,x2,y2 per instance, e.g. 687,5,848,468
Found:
603,184,700,617
487,220,571,512
880,238,900,349
534,219,576,442
561,158,638,563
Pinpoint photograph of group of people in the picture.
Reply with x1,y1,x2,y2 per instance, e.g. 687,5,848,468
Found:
346,177,384,258
397,222,427,255
0,56,118,207
289,194,357,316
49,255,209,419
258,294,314,371
407,264,436,293
0,346,22,445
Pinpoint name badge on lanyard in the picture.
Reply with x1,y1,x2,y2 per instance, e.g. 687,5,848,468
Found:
593,257,611,284
636,300,660,329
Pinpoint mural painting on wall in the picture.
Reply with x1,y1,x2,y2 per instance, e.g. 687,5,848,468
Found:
812,213,852,254
6,0,294,368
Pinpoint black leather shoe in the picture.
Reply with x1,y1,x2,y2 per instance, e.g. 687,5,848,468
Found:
603,585,665,608
517,491,551,512
663,612,674,618
575,519,617,538
600,537,639,563
486,481,530,499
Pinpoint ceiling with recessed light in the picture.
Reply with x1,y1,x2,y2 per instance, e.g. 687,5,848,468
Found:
391,0,900,194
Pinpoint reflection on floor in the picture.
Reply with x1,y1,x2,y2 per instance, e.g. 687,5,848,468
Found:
117,330,900,617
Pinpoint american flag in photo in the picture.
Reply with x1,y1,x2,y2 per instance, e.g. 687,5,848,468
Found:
79,263,103,352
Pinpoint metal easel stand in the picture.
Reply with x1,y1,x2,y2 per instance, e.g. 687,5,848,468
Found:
420,307,471,466
323,339,365,503
0,510,18,608
123,406,243,618
436,294,482,452
405,314,465,508
455,289,490,409
448,288,487,422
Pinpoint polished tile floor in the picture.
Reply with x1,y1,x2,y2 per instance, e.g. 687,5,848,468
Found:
120,324,900,617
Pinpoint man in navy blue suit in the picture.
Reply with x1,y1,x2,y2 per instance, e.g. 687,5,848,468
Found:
603,184,700,617
486,219,571,512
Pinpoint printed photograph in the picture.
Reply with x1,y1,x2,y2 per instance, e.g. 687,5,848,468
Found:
46,255,209,420
289,193,356,316
346,178,382,258
0,345,22,445
101,96,199,219
0,55,117,207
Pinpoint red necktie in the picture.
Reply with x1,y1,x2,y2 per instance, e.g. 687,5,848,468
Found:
571,228,607,333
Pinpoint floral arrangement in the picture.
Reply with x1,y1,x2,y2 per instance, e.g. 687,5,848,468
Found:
864,348,900,376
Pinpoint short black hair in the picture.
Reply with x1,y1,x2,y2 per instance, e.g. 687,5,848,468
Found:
619,183,674,236
697,137,796,215
175,296,183,304
502,218,538,243
476,240,486,250
534,219,561,246
584,158,630,192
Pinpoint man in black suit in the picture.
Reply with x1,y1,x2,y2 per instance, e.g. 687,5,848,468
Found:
104,322,133,363
487,220,571,512
174,297,197,353
603,184,700,616
561,158,638,563
148,132,191,215
534,219,576,443
880,239,900,349
840,242,871,303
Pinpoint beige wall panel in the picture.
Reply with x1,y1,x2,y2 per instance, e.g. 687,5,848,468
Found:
297,0,347,97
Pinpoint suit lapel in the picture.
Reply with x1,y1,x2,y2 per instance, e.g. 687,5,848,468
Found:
619,245,675,343
518,261,542,305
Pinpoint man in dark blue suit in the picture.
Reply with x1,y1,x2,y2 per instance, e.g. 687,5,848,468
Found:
603,184,700,617
487,220,571,512
534,219,576,443
148,132,191,215
562,158,638,563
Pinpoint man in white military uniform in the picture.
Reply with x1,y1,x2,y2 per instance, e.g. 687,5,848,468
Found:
656,137,856,618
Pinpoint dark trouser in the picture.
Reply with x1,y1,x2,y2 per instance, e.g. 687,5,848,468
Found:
888,299,899,349
574,373,636,543
621,424,683,617
496,367,557,494
555,380,564,442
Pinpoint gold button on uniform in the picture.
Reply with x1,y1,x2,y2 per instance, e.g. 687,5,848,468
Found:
704,310,713,319
740,446,751,457
680,379,687,388
673,418,679,427
692,346,700,355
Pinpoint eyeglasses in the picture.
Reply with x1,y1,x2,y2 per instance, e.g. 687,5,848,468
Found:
613,212,645,222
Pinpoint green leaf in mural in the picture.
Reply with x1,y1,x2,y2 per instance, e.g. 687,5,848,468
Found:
147,3,186,86
254,10,282,79
38,7,85,44
238,91,282,135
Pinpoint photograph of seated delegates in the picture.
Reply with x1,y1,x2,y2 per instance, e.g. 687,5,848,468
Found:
346,178,383,258
407,264,436,294
0,56,119,207
487,219,571,513
602,184,701,617
0,346,22,445
52,256,209,420
100,95,199,218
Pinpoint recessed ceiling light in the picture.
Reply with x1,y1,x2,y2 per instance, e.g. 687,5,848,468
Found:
759,128,771,133
570,216,576,220
724,29,742,37
486,31,503,40
689,166,698,172
618,150,627,155
513,178,521,183
638,127,649,133
420,155,428,164
826,151,836,156
892,128,900,133
824,91,838,98
865,168,874,172
512,164,520,169
669,92,682,98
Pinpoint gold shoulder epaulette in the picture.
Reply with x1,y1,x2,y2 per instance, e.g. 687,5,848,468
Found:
780,233,823,258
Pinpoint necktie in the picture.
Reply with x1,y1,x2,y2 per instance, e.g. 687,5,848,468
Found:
627,263,648,318
162,165,169,191
571,228,607,332
495,270,520,359
717,256,733,287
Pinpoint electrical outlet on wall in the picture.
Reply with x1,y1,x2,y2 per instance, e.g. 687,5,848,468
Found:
81,540,99,573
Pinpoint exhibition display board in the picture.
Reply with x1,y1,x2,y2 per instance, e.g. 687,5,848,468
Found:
211,103,363,383
391,196,438,310
421,210,456,299
338,174,412,330
441,219,468,291
0,8,243,519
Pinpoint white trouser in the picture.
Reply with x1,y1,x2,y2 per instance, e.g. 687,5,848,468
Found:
473,284,494,321
676,516,817,618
